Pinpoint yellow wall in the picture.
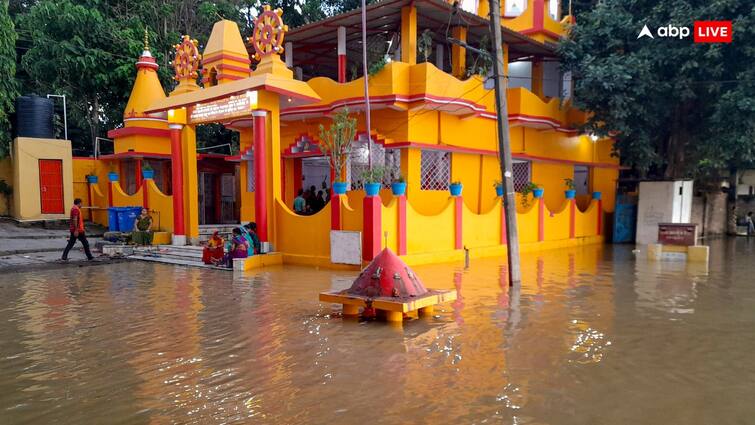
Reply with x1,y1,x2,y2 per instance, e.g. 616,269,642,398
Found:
275,198,331,264
531,162,573,212
280,62,619,223
405,197,455,254
11,138,74,220
146,179,173,232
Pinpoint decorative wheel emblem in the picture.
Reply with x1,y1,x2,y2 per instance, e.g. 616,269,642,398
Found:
173,35,200,81
249,5,288,60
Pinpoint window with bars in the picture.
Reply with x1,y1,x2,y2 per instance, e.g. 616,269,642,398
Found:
420,150,451,190
512,160,531,192
347,134,401,189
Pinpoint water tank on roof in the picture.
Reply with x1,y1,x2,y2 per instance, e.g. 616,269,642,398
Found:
14,95,54,139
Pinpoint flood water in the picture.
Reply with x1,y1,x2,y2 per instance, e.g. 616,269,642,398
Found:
1,238,754,424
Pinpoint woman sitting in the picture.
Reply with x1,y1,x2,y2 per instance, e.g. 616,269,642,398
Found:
202,231,225,265
220,228,248,268
132,208,153,245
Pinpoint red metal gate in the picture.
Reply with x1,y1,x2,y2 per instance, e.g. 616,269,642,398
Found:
39,159,64,214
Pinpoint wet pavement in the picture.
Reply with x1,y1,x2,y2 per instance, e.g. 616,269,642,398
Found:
1,238,754,424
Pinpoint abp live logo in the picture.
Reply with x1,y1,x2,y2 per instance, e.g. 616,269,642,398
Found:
694,21,732,43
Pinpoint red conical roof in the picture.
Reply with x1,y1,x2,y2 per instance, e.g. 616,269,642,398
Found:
348,249,428,298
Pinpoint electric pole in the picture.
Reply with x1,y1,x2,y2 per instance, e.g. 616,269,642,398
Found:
488,0,521,286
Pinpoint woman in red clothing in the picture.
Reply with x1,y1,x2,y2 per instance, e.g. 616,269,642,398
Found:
202,231,225,265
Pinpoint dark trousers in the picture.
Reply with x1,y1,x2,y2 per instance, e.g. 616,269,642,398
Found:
62,232,94,260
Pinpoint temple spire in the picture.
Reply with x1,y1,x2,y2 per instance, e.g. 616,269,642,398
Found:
144,26,150,52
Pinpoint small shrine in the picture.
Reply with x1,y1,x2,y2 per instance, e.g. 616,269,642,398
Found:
320,248,457,323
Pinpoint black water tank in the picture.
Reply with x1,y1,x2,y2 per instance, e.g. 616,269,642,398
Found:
15,95,54,139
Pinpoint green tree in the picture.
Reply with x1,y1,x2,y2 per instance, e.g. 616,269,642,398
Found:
0,0,19,157
559,0,755,178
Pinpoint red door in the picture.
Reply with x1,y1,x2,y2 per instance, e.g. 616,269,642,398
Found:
39,159,64,214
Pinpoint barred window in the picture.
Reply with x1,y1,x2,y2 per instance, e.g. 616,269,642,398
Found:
420,150,451,190
347,134,401,189
512,160,531,192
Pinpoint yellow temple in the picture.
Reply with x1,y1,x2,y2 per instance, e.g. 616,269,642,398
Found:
53,0,618,269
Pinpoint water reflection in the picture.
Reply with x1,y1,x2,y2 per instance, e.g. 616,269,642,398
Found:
1,239,755,424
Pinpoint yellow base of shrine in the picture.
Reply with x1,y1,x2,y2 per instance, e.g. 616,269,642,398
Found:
319,289,456,322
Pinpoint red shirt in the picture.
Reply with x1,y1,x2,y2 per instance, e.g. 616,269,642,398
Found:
69,206,84,233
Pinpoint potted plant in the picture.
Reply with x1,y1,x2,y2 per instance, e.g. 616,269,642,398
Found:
142,162,155,179
564,178,576,199
391,174,407,196
108,165,119,182
361,166,385,197
86,174,98,184
493,179,503,197
520,182,542,207
318,108,357,195
449,180,463,196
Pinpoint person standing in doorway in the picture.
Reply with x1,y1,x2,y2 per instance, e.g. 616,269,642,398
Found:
61,198,94,261
293,189,306,214
747,212,754,236
321,181,330,203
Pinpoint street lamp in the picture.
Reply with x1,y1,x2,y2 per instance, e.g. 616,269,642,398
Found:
46,94,68,141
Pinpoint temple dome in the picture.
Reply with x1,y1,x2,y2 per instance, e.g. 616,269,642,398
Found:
348,249,429,298
123,35,167,124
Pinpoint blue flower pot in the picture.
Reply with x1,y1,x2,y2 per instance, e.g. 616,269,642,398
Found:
449,183,463,197
333,181,348,195
565,189,576,199
108,172,119,182
142,169,155,179
495,185,504,197
533,188,544,198
364,182,381,197
592,191,602,200
391,182,407,196
86,175,98,184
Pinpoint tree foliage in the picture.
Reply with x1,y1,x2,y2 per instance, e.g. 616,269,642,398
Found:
559,0,755,178
0,0,19,157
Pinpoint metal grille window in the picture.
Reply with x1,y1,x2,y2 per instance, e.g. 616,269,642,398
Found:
512,160,531,192
382,148,401,186
420,150,451,190
347,134,401,189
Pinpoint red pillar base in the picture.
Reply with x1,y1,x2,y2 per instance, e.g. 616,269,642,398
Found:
454,196,463,250
538,197,545,242
331,194,342,230
142,179,150,210
569,199,576,239
362,196,382,262
397,195,407,255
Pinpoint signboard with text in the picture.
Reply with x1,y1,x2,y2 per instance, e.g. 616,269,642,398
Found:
189,92,257,124
658,223,698,246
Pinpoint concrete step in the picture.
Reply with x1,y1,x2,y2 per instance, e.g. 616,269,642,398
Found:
129,255,231,270
136,252,203,262
143,246,204,259
199,224,241,235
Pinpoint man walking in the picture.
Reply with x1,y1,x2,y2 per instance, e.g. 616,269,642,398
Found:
61,198,94,261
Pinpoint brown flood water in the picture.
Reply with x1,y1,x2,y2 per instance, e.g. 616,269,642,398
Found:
1,238,755,424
